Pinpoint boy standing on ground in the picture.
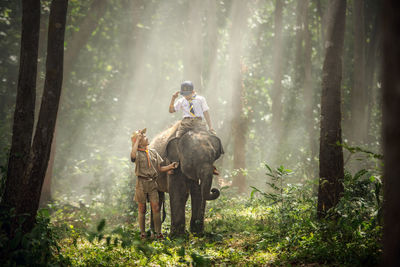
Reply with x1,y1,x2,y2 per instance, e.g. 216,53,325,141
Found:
131,128,178,239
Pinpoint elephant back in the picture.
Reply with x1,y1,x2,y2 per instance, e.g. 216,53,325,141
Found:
149,121,180,158
149,121,180,192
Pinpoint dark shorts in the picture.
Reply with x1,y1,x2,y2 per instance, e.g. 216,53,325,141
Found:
134,178,159,204
176,117,207,138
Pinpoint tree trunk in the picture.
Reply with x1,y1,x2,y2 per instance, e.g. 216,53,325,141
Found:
203,0,218,96
63,0,107,82
231,63,247,193
21,0,68,233
40,0,107,205
365,9,380,144
350,0,366,143
294,0,307,89
228,1,248,194
183,0,203,91
382,1,400,265
317,0,346,218
302,0,317,175
271,0,284,135
2,0,40,211
39,128,56,206
316,0,326,52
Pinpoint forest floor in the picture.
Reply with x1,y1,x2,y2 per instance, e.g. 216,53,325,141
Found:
55,183,382,266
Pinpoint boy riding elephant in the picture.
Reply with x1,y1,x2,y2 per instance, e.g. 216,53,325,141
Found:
169,81,221,175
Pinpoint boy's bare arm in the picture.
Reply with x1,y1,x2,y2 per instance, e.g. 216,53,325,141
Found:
159,162,179,172
130,133,142,160
169,91,179,113
203,110,214,131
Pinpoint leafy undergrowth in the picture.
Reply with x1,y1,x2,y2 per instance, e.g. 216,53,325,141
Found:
1,165,382,266
55,167,382,267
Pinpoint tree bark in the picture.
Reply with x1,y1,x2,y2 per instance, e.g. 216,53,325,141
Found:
317,0,346,218
271,0,284,134
183,0,204,91
21,0,68,233
294,0,307,88
40,0,107,205
203,0,218,96
229,1,248,193
302,0,317,173
231,63,247,193
382,1,400,265
2,0,40,210
63,0,107,82
316,0,326,52
365,8,380,143
350,0,366,143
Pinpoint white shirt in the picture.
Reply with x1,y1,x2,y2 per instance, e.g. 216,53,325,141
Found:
174,95,209,118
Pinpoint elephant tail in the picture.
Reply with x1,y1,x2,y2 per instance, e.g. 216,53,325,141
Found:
160,192,166,223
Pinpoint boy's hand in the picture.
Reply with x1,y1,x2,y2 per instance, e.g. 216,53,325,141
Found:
167,162,179,174
172,91,179,99
171,162,179,169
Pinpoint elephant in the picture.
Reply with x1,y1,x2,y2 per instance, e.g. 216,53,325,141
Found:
149,121,223,236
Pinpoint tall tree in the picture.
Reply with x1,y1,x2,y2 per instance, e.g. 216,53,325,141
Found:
350,0,366,143
2,0,41,212
270,0,284,135
40,0,107,205
2,0,68,234
294,0,307,88
183,0,204,90
317,0,346,218
302,0,318,171
382,1,400,265
229,1,248,193
365,4,380,143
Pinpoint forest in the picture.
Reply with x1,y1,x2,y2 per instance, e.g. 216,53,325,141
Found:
0,0,399,266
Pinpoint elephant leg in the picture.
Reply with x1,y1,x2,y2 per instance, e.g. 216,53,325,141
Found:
189,179,206,234
169,171,188,237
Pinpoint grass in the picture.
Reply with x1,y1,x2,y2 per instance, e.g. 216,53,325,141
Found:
54,181,382,266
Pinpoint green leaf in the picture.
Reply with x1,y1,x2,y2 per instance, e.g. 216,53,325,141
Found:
97,219,106,232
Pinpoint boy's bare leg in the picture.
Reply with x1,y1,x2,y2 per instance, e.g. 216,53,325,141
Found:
150,201,162,237
138,203,146,238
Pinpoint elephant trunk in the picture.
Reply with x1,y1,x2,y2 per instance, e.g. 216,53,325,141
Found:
200,166,220,201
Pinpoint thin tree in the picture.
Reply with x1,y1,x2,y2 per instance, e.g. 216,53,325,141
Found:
365,4,380,143
350,0,366,143
229,1,248,193
40,0,107,205
270,0,284,134
183,0,204,90
302,0,318,172
317,0,346,218
382,0,400,265
2,0,41,213
2,0,68,234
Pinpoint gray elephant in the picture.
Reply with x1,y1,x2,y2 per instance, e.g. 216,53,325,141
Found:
150,122,223,236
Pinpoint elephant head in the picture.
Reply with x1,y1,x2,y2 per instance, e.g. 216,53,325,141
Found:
166,131,223,201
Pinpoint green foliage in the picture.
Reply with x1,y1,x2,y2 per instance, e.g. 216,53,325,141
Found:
248,164,382,266
0,208,70,266
33,163,380,266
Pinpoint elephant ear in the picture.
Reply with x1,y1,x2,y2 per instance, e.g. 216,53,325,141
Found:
166,137,180,162
209,135,224,161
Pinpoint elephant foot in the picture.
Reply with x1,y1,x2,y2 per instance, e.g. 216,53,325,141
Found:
170,224,186,238
190,219,204,235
